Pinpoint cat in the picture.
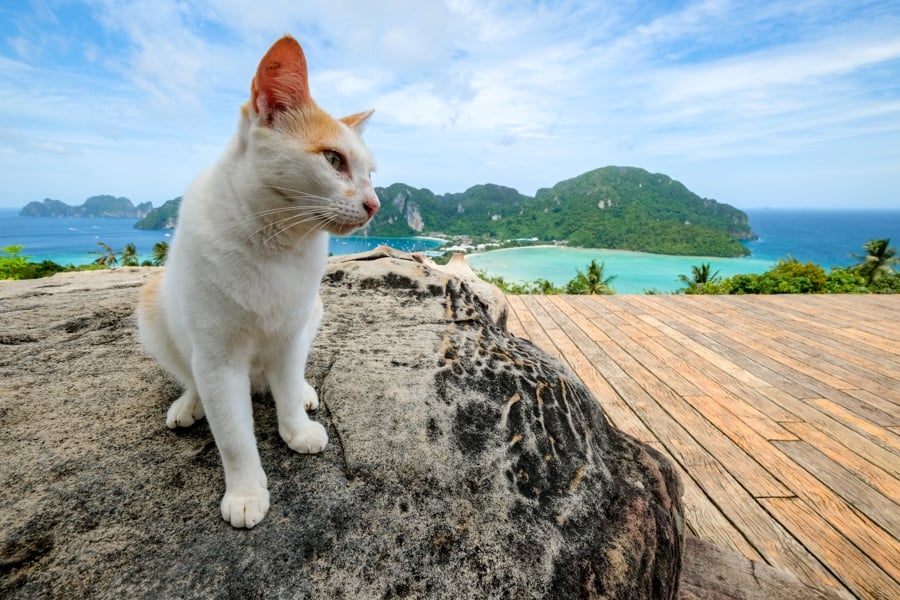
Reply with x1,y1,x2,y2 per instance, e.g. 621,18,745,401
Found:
137,35,379,528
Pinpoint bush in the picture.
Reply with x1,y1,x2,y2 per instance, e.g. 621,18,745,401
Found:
823,268,868,294
1,246,30,280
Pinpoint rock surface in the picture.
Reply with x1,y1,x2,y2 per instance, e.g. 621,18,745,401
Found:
0,249,835,599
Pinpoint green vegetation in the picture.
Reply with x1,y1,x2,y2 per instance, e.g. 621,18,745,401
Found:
850,239,898,285
377,167,754,257
1,240,169,281
477,259,616,295
474,239,898,296
677,263,721,293
135,166,755,257
20,195,153,218
565,260,617,295
151,241,169,266
134,198,181,230
1,246,103,280
676,239,899,295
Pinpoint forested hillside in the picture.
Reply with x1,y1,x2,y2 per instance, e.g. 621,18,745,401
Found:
370,166,755,257
127,166,756,257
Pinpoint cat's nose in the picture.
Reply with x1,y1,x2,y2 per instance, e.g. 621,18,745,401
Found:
362,194,380,218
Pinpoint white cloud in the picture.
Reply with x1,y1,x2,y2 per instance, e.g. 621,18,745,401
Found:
0,0,898,208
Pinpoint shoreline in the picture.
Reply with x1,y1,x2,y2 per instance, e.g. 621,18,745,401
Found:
464,243,754,261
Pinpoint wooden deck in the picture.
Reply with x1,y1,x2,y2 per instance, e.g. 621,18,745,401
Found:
504,294,899,600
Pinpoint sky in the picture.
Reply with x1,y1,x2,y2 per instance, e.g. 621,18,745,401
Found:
1,1,899,211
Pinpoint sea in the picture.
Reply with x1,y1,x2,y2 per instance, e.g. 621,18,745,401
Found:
0,208,444,266
2,208,899,293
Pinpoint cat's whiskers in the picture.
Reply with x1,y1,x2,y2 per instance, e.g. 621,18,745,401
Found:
257,208,337,248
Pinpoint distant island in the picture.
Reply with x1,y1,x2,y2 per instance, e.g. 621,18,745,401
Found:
19,195,154,218
21,166,758,257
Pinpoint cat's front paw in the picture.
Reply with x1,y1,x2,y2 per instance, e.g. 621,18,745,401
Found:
280,419,328,454
303,381,319,410
221,484,270,529
166,390,205,428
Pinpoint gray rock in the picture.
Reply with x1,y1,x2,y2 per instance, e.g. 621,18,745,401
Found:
1,249,686,598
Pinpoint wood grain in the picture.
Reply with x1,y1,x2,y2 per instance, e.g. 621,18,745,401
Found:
506,294,900,600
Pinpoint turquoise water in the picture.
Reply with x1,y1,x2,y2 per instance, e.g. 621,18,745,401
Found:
467,209,900,294
3,208,899,294
467,247,775,294
0,209,443,265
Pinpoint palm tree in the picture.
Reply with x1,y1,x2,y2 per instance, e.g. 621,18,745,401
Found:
151,241,169,266
566,259,616,294
851,239,897,285
91,241,118,266
678,262,721,291
120,243,140,267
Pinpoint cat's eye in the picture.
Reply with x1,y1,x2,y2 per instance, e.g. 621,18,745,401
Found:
323,150,345,172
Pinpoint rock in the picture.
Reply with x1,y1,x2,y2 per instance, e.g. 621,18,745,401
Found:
0,250,684,598
680,537,843,600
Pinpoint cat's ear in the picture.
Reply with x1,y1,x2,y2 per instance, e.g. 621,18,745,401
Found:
340,109,375,133
250,35,311,123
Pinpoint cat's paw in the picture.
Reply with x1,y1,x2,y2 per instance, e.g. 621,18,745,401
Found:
280,419,328,454
303,381,319,411
220,484,270,529
166,390,205,429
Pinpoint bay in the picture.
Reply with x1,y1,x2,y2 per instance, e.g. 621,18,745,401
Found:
466,209,900,294
0,209,443,266
3,208,899,294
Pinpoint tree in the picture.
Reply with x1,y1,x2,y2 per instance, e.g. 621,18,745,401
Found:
151,241,169,266
120,243,140,267
91,241,118,266
678,262,721,292
566,259,616,295
851,239,898,285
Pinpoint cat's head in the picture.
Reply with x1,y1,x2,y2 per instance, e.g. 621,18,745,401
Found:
241,35,379,240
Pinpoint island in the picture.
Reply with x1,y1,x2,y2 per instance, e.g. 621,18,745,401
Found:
19,195,153,218
59,166,759,258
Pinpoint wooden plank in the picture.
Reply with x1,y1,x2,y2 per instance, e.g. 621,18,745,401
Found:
687,393,900,582
685,461,846,593
760,497,900,600
838,388,900,427
508,294,900,599
811,398,900,454
773,440,900,540
783,421,900,506
544,300,792,498
506,295,564,362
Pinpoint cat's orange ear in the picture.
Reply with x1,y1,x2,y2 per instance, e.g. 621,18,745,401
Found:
340,109,374,133
250,35,311,123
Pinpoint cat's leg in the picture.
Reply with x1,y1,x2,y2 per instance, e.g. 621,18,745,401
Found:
301,294,323,411
268,313,328,454
137,275,205,428
192,355,269,528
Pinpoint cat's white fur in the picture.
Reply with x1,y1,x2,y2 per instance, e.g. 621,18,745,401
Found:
137,36,379,528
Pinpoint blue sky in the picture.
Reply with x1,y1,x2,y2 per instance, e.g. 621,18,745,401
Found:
1,0,899,210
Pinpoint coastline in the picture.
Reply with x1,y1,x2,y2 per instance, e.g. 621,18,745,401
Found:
464,245,777,294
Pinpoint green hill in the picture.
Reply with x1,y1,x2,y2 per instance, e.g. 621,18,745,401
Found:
133,197,182,230
368,167,754,256
517,166,753,256
126,166,756,257
20,195,152,218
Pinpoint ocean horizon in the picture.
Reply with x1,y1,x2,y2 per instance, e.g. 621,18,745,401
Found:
2,208,899,293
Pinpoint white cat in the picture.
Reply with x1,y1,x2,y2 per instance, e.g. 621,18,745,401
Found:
137,35,379,528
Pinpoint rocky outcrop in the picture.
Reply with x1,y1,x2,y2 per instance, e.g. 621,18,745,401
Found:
0,248,835,599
